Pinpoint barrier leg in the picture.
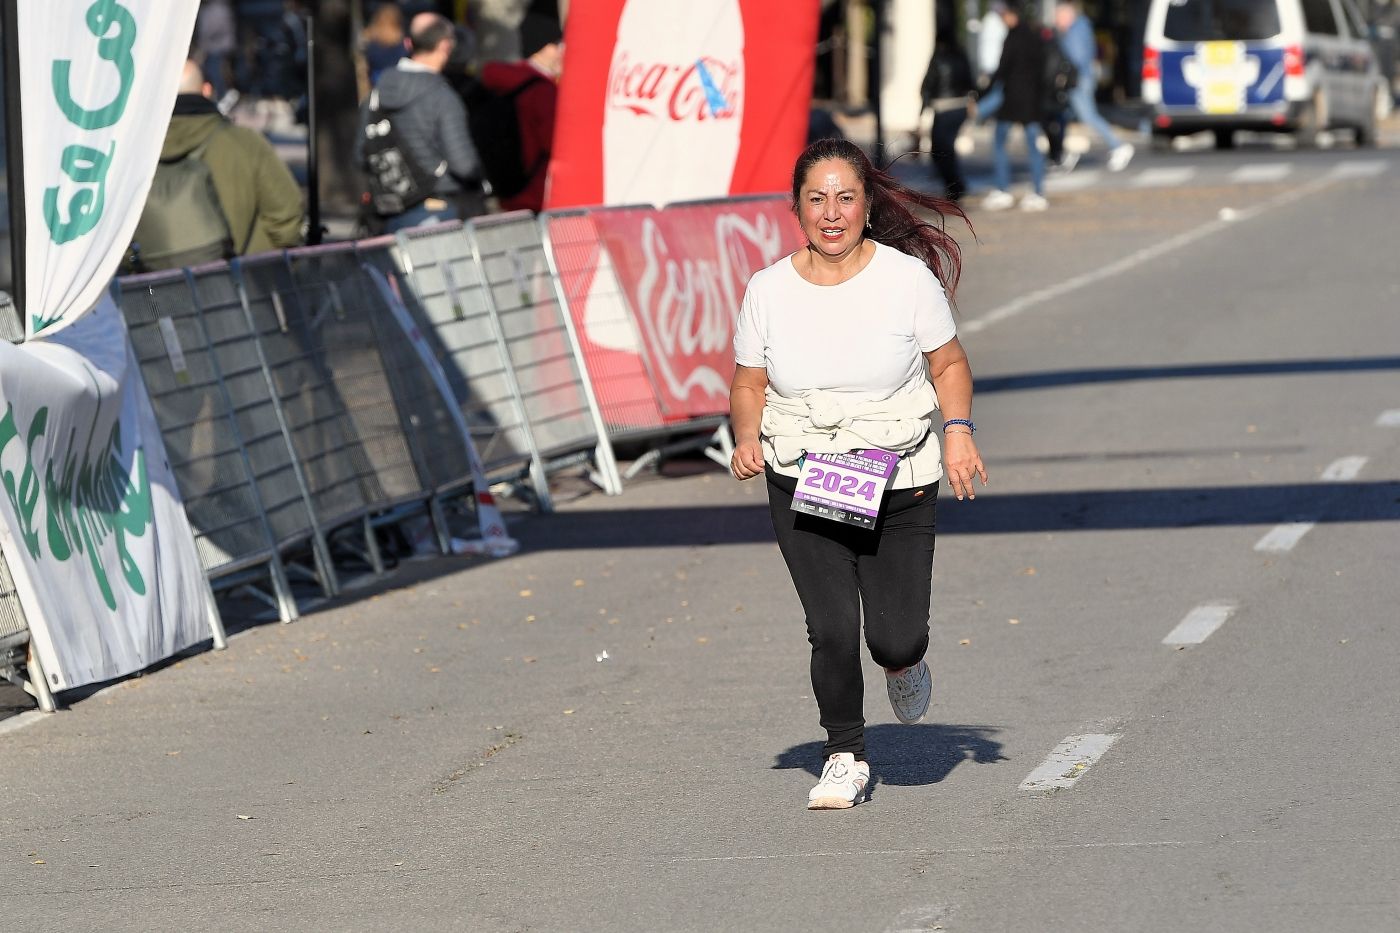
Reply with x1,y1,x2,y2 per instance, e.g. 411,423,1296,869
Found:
202,575,229,650
703,423,735,470
429,496,453,556
269,555,301,623
310,532,341,598
363,515,386,576
25,644,57,713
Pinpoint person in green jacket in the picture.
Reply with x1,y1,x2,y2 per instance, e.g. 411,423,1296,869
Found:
131,59,303,270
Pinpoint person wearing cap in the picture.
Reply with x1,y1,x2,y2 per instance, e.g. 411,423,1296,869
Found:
478,14,564,213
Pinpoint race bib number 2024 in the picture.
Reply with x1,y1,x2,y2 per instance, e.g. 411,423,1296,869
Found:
790,449,898,529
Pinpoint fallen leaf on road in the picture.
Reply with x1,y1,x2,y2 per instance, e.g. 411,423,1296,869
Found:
236,815,254,821
525,615,537,623
519,589,533,597
1008,619,1020,625
563,709,575,715
523,657,537,664
574,579,586,587
959,639,971,646
696,637,710,644
1021,567,1037,575
32,859,45,865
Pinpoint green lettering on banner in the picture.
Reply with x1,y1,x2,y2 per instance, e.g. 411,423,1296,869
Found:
42,142,115,247
1,402,153,612
0,404,46,558
51,0,137,130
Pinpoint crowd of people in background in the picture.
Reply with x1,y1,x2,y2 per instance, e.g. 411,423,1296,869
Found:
131,1,563,271
920,0,1132,213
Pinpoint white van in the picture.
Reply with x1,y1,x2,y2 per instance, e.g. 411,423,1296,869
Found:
1141,0,1389,147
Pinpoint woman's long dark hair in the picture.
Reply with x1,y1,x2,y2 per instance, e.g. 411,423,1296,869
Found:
790,138,970,299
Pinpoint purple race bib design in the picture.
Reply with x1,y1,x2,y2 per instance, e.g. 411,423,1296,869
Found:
791,449,898,529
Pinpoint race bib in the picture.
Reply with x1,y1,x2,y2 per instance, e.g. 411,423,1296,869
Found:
791,449,899,529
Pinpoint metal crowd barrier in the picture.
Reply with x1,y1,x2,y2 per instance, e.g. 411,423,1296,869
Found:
389,222,554,507
117,270,299,622
0,551,54,712
538,209,668,435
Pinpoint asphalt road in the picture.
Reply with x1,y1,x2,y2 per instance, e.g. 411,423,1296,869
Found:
1,142,1397,932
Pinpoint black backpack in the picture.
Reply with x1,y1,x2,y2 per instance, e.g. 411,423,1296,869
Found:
460,76,546,200
129,128,234,272
362,89,440,215
1041,29,1079,113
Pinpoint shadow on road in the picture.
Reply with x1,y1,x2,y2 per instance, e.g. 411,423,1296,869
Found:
977,356,1400,395
773,723,1008,791
514,479,1399,548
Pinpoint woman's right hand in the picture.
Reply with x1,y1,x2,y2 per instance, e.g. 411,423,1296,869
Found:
731,439,765,481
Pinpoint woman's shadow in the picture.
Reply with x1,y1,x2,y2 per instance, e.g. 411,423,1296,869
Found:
773,723,1007,798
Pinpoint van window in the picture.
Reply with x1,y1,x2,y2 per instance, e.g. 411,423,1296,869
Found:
1301,0,1340,34
1338,0,1368,37
1163,0,1283,42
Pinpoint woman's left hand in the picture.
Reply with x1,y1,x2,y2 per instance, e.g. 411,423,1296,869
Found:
943,433,987,500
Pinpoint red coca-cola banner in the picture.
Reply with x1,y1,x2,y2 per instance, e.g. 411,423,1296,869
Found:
547,0,819,210
544,197,804,430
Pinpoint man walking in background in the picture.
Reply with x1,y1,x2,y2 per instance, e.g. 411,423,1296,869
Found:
365,12,486,231
129,59,303,271
478,13,563,213
1054,0,1134,172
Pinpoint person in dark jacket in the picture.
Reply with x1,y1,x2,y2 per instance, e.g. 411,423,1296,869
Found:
479,13,562,213
920,33,974,201
982,3,1049,212
365,12,484,231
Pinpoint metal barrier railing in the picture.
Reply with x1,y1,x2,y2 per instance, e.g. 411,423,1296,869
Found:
538,209,667,435
116,270,299,623
390,222,540,495
469,212,620,495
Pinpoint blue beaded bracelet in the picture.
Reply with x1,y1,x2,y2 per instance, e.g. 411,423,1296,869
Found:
943,419,975,434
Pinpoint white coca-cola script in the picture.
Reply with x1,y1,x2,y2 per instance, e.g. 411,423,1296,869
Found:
607,52,742,122
633,210,784,405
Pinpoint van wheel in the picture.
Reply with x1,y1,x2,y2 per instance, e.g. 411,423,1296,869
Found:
1296,90,1328,148
1213,129,1236,150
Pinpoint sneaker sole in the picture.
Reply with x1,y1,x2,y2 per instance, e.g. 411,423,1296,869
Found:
808,789,866,810
890,665,932,724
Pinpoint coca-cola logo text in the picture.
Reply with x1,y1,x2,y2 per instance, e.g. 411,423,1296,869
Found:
607,52,742,122
634,211,784,403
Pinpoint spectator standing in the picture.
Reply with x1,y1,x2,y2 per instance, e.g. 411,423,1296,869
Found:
479,14,563,213
983,3,1049,212
195,0,237,105
363,3,409,88
1054,1,1134,172
365,13,485,231
129,60,303,271
972,0,1009,123
920,32,974,201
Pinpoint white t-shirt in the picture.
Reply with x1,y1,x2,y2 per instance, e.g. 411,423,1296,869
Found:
733,241,958,488
734,241,956,397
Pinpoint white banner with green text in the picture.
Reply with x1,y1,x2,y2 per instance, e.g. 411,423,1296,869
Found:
0,294,215,691
21,0,198,338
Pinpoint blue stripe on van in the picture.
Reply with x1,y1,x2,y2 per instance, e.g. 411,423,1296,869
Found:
1160,46,1287,110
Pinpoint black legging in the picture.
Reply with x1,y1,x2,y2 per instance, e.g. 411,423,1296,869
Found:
766,471,938,761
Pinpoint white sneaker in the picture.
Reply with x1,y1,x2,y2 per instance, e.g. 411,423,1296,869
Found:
1053,151,1080,173
808,753,870,809
1107,143,1136,172
1019,192,1049,212
886,658,933,724
981,189,1015,211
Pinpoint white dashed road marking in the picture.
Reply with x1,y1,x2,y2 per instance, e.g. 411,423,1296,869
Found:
1320,456,1367,481
1254,520,1317,552
1020,733,1120,791
1329,160,1389,179
964,174,1341,335
1046,170,1104,193
1130,167,1195,188
1230,163,1291,184
1377,409,1400,427
1163,602,1237,645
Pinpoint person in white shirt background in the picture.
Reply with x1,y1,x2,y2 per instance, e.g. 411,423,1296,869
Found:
729,137,988,810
